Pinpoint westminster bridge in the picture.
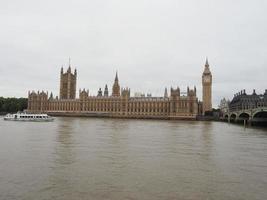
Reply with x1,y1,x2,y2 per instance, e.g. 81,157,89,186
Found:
223,107,267,124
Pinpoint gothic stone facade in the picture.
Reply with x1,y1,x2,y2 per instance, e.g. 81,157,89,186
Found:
28,61,212,119
60,66,77,99
202,58,212,114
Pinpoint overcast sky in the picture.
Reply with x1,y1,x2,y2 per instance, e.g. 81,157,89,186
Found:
0,0,266,107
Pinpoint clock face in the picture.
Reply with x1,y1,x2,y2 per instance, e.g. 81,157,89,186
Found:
204,76,210,83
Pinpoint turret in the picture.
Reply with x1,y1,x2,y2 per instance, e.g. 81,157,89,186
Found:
67,66,71,73
170,87,180,97
253,89,256,95
121,87,130,98
187,87,196,97
97,88,103,97
49,92,53,99
112,71,120,96
67,57,71,73
79,88,89,99
164,87,168,98
104,84,109,97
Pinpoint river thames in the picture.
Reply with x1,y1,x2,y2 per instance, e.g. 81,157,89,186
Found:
0,117,266,200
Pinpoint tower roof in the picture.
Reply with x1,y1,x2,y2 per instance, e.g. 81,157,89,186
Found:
115,71,118,82
67,57,71,72
112,70,120,96
203,57,211,74
205,57,209,67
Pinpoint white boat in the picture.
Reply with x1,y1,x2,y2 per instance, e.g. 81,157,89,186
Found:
4,113,54,122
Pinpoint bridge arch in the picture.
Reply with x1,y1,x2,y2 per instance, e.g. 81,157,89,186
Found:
230,113,237,122
252,110,267,119
252,110,267,125
238,112,250,120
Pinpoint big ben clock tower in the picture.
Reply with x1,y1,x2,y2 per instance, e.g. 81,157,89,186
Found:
202,58,212,114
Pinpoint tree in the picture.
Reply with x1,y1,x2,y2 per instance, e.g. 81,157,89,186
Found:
0,97,28,113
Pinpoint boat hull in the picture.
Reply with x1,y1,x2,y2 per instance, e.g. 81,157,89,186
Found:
3,113,54,122
4,118,54,122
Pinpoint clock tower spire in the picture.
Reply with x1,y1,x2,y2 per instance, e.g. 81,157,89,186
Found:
202,58,212,114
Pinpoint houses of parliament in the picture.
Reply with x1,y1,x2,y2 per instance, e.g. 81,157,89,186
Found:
27,59,212,119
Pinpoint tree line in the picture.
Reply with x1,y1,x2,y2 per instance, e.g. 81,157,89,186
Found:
0,97,28,114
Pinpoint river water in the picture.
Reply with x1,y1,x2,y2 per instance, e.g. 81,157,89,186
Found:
0,117,266,200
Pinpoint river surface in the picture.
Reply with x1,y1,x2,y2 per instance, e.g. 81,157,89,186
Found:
0,117,266,200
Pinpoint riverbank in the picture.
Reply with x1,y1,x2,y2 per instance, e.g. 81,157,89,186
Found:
47,111,197,120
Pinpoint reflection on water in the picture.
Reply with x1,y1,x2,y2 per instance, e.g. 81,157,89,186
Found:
0,117,267,200
55,118,76,165
48,118,77,199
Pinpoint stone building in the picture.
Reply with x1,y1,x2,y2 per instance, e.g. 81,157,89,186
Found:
229,89,267,112
28,60,212,119
219,98,230,115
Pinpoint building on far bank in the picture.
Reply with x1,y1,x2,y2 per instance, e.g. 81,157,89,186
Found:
27,59,213,119
229,89,267,112
219,98,230,115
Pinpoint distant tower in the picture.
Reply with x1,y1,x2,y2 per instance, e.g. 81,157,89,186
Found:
112,71,120,96
164,87,168,98
104,84,109,97
59,60,77,99
97,88,103,97
202,58,212,114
